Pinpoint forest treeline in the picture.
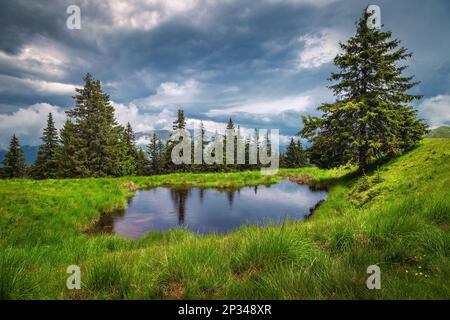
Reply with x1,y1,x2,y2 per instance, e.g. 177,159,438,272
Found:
0,74,307,179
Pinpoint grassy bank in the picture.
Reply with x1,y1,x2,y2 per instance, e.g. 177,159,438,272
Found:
0,139,449,299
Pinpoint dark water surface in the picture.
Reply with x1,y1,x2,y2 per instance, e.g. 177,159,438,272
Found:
110,180,327,239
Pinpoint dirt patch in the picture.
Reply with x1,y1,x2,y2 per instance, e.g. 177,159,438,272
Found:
64,290,95,300
122,181,138,192
163,282,185,300
289,175,328,191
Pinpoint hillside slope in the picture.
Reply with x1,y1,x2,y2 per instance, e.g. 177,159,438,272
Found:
426,126,450,138
0,139,449,299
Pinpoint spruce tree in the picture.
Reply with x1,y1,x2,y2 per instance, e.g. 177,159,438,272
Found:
193,121,207,172
124,122,138,159
147,132,161,175
122,122,138,175
226,118,234,130
58,120,84,177
300,9,427,171
32,113,60,179
281,138,307,168
169,109,188,172
224,117,236,171
65,73,133,177
136,148,149,176
172,109,186,130
157,138,166,173
2,134,26,178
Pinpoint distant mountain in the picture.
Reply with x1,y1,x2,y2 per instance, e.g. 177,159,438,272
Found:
0,145,39,165
135,129,172,142
426,126,450,138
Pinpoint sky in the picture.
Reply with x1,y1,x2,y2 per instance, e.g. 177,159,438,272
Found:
0,0,449,148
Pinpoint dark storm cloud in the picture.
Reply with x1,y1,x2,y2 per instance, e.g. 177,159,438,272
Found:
0,0,449,146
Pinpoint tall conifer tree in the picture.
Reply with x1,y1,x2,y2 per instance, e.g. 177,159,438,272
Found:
32,113,60,179
64,73,133,177
2,134,26,178
300,9,427,171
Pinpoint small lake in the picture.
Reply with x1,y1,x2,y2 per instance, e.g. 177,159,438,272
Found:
106,180,327,239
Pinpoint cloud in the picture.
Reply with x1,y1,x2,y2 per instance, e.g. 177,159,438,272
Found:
417,95,450,128
0,75,77,97
0,103,66,148
112,101,175,132
102,0,201,31
297,29,343,69
206,87,330,116
134,79,201,109
0,36,72,79
207,95,311,116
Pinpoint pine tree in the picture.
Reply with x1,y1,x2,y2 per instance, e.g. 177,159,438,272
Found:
2,134,26,178
236,125,246,170
281,138,307,168
116,125,137,176
172,109,186,130
226,118,234,130
147,132,161,175
169,109,188,172
193,121,207,172
136,148,149,176
157,138,166,173
122,122,138,175
31,113,60,179
58,120,84,177
65,73,133,177
124,122,138,158
224,117,236,170
300,9,427,171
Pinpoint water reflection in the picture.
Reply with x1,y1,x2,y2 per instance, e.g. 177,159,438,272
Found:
109,180,327,239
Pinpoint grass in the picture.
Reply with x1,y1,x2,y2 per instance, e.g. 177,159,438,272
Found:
0,139,449,299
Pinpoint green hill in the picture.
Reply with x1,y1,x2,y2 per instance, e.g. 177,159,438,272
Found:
0,139,449,299
426,126,450,138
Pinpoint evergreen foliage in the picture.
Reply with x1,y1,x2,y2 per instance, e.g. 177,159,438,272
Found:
31,113,60,179
300,10,427,171
2,134,26,178
281,138,307,168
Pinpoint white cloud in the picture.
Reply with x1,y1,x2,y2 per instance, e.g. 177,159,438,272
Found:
0,74,77,96
207,95,311,116
95,0,337,32
0,36,75,79
103,0,200,31
206,87,330,116
297,29,343,69
134,79,201,109
0,103,66,148
418,95,450,128
112,101,175,132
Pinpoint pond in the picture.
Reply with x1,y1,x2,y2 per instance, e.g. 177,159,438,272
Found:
103,180,327,239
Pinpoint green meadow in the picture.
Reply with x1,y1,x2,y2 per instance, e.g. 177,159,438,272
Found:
0,139,449,299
